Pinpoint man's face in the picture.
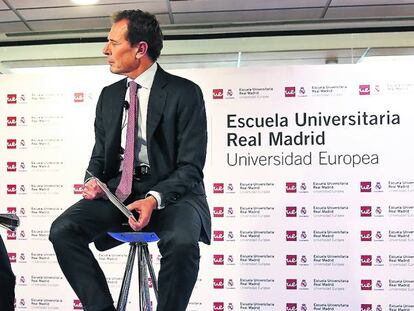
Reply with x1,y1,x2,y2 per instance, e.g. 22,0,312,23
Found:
103,19,139,77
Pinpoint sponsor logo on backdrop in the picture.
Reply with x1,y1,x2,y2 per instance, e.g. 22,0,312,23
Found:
213,302,224,310
359,85,370,95
7,184,17,195
286,230,297,241
361,279,372,290
73,299,83,310
286,206,297,217
213,183,224,194
361,255,372,266
286,303,297,311
213,206,224,217
214,255,224,265
7,139,17,149
361,230,372,241
7,94,17,104
286,255,297,266
74,92,84,103
360,182,371,192
285,87,296,97
7,116,17,126
286,279,297,290
8,253,16,263
388,180,414,192
73,184,83,194
286,182,296,193
213,230,224,242
213,89,224,99
360,304,372,311
7,162,17,172
361,206,372,217
7,207,17,214
7,230,16,240
213,278,224,289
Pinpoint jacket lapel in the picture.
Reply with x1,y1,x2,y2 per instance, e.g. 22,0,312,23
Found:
108,78,128,152
147,66,168,148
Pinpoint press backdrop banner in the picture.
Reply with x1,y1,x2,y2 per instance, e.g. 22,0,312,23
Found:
1,64,414,311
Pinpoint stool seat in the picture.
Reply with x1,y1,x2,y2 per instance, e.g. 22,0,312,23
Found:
108,232,159,243
109,231,159,311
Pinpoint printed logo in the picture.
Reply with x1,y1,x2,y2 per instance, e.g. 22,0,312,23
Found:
360,182,372,192
73,299,83,310
7,162,17,172
286,303,298,311
361,255,372,266
73,184,83,194
361,230,372,241
74,92,84,103
213,302,224,311
213,89,224,99
213,230,224,242
285,87,296,97
213,254,224,265
359,85,370,95
286,255,297,266
7,139,17,149
286,182,297,193
213,278,224,289
213,206,224,217
361,206,372,217
7,207,17,214
361,304,372,311
286,206,297,217
361,279,372,290
7,185,17,195
213,183,224,194
8,253,16,263
7,230,16,240
286,230,297,241
7,94,17,104
7,116,17,126
286,279,297,290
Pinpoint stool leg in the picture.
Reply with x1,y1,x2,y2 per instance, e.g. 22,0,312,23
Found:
117,243,137,311
138,244,152,311
143,245,159,302
138,245,152,311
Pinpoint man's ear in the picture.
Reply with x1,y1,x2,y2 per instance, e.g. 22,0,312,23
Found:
136,41,148,59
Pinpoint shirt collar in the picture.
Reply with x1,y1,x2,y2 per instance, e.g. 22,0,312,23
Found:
127,62,157,90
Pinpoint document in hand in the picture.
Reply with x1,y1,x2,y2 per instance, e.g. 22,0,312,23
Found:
85,170,137,221
0,213,20,231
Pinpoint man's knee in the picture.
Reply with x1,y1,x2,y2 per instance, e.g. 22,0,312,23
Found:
49,217,74,245
161,233,199,259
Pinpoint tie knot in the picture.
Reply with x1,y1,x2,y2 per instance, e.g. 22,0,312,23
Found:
129,81,140,95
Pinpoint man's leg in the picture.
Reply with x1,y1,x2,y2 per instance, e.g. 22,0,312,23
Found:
149,201,203,311
49,199,125,311
0,235,15,311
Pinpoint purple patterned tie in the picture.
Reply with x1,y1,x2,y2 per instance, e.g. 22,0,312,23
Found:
116,81,138,202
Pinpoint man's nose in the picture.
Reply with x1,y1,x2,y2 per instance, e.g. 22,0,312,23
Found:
103,43,110,55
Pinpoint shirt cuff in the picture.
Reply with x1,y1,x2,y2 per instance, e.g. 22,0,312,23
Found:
146,191,164,210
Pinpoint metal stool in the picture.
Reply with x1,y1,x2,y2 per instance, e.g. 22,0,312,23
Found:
108,232,159,311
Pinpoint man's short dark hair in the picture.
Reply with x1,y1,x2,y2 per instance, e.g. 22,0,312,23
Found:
113,9,163,61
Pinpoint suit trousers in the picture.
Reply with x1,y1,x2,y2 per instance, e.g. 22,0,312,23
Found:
0,235,15,311
49,181,203,311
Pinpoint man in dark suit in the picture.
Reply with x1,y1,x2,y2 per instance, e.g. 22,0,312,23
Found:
49,9,210,311
0,235,15,311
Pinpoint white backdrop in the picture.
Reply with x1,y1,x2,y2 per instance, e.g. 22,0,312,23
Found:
1,64,414,311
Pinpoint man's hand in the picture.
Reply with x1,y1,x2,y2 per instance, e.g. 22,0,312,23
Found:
82,179,105,200
127,196,157,231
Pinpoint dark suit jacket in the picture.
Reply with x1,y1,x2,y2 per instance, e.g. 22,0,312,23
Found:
86,65,211,247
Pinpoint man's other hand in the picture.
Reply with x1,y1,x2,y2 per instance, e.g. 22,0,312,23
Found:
82,179,105,200
127,196,157,231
